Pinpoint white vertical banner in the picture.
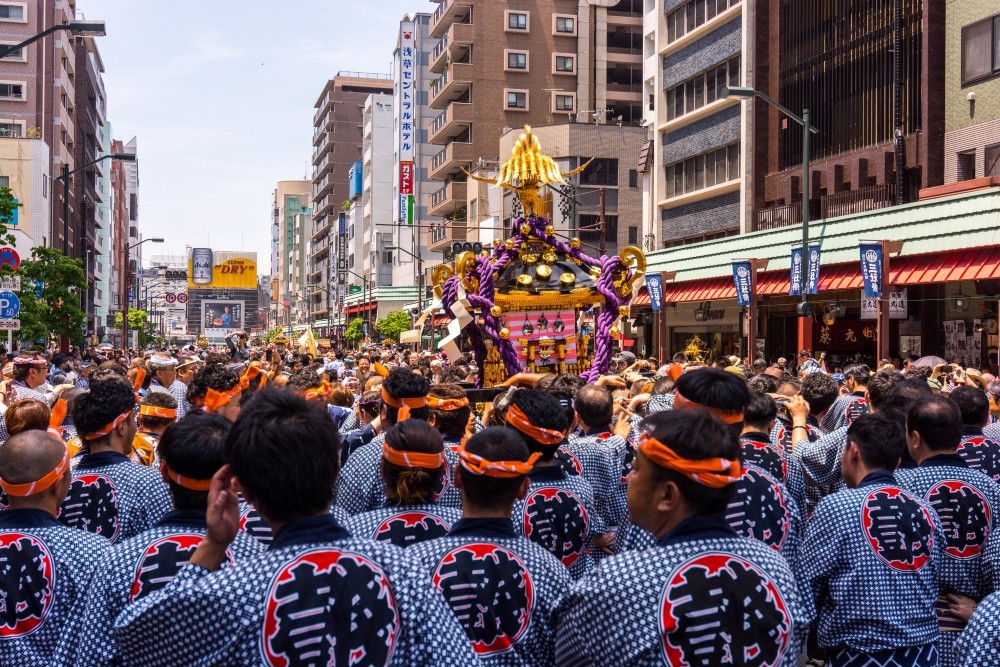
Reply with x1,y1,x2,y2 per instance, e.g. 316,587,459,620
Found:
396,22,415,226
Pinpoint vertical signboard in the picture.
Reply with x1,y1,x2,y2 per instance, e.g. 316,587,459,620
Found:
859,242,884,298
732,262,753,307
397,22,415,227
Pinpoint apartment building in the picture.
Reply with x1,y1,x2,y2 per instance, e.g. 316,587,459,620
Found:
108,138,128,344
0,0,81,251
309,72,393,321
944,2,1000,182
425,0,643,253
93,111,112,341
746,0,943,231
361,94,394,288
272,180,312,328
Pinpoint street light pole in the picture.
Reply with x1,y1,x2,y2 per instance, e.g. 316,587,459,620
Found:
58,152,135,256
123,237,163,351
0,20,106,60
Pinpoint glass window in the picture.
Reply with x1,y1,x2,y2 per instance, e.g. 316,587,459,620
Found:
556,16,575,33
986,143,1000,177
962,18,994,83
507,52,527,69
705,151,717,187
0,176,8,188
686,3,696,35
694,154,705,190
0,123,20,137
507,91,526,109
995,16,1000,71
556,55,574,72
0,45,22,59
0,5,24,20
555,94,574,111
665,165,675,198
729,57,740,85
0,83,23,99
684,160,695,192
667,11,677,42
695,0,705,25
508,12,527,30
728,143,740,180
629,169,638,188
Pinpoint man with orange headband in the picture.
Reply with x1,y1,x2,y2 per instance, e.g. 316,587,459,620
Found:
0,354,51,443
335,368,434,514
67,414,262,667
59,377,171,543
130,392,178,467
800,413,944,666
0,430,109,665
185,363,243,422
505,389,606,579
113,389,480,666
408,426,571,665
554,408,811,665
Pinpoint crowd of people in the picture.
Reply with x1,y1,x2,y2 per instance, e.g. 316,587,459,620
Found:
1,334,999,665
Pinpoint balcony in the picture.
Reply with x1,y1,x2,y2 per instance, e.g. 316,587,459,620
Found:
430,22,474,72
426,219,468,253
428,139,475,181
314,172,335,200
429,63,473,109
430,0,473,38
429,101,474,144
428,180,467,217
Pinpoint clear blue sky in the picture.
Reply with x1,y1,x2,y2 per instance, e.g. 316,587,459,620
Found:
84,0,427,268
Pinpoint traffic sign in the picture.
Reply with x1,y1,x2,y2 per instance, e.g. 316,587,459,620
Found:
0,276,20,291
0,247,19,270
0,291,19,319
165,293,177,304
0,319,19,330
177,293,188,304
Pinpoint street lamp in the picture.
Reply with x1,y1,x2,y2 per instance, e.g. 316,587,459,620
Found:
0,20,106,60
722,86,819,317
122,237,163,350
57,152,136,255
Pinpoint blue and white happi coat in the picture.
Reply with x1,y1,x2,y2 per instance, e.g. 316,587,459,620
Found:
64,508,263,666
113,513,481,666
553,516,812,666
345,502,463,548
407,517,572,666
958,426,1000,483
58,451,171,544
566,429,628,528
740,431,807,512
953,591,1000,667
799,470,945,658
0,508,109,667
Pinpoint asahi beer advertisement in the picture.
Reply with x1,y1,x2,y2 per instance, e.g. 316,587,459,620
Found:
202,301,244,338
187,249,257,289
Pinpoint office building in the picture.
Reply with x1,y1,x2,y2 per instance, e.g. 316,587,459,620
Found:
272,180,312,329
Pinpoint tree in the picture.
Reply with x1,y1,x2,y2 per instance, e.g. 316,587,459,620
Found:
17,246,86,347
375,310,413,343
0,186,20,247
114,308,152,347
344,318,365,345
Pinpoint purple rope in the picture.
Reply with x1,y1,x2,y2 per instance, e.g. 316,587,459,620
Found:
582,255,628,382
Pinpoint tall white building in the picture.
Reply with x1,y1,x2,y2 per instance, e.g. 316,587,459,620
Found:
94,117,113,340
362,94,394,287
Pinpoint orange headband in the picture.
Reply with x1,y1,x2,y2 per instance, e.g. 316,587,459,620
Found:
49,398,67,431
505,404,565,446
132,368,147,394
426,395,470,411
204,384,241,413
302,380,332,401
83,406,135,441
672,390,745,425
381,441,446,469
159,461,212,492
381,387,427,422
240,365,262,390
638,433,742,488
0,447,71,497
140,405,177,419
457,445,542,478
373,362,390,378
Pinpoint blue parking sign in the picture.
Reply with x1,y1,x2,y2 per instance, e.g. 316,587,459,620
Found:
0,290,20,319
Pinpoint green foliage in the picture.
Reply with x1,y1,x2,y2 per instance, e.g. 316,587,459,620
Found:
263,328,285,342
344,317,365,344
16,246,86,346
114,308,152,347
375,310,413,343
0,187,20,247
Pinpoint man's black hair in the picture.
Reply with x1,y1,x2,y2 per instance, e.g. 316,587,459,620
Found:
535,373,586,395
335,350,344,360
187,364,240,404
459,426,530,512
801,373,838,416
652,376,674,395
868,369,904,412
506,389,569,460
847,413,905,471
427,383,471,439
139,391,178,431
72,377,135,442
880,377,931,422
844,363,871,386
639,409,738,515
547,389,576,428
225,388,340,522
951,386,990,427
574,385,613,429
673,367,749,435
747,375,778,394
286,368,323,393
744,390,777,431
907,395,962,452
672,352,688,364
381,368,431,425
381,420,446,505
158,414,231,510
